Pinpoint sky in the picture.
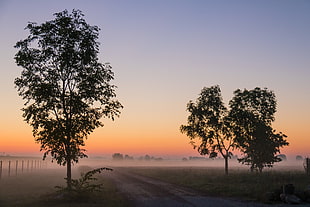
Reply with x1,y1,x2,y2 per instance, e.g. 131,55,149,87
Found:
0,0,309,159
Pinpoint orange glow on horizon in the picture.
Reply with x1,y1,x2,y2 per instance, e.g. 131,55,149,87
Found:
1,113,308,158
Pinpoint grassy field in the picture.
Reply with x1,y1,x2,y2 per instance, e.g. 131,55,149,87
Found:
0,167,129,207
126,165,310,203
1,159,309,206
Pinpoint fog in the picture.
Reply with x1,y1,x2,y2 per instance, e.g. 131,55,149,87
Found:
72,155,307,174
0,155,306,177
0,155,306,206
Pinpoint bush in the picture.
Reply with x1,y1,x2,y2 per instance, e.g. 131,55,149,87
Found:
55,167,113,201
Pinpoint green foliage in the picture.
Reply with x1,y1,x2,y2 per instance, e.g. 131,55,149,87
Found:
56,167,113,201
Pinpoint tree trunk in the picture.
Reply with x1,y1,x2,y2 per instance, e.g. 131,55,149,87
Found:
220,150,229,175
224,155,228,175
250,164,254,172
66,159,72,190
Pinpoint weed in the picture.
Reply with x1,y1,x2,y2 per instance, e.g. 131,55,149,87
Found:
55,167,113,201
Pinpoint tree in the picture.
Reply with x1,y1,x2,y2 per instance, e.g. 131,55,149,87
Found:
124,154,134,160
112,153,124,160
296,155,303,161
144,155,151,161
229,87,288,172
180,85,236,174
14,10,122,189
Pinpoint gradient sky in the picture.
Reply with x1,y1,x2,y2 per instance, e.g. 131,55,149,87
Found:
0,0,309,158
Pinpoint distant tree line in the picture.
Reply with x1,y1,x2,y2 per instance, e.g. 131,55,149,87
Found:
185,155,238,161
112,153,163,161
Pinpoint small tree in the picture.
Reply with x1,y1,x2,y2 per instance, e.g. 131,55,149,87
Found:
56,167,113,201
112,153,124,160
14,10,122,189
180,85,236,175
296,155,303,161
229,87,288,172
144,155,151,161
124,154,134,160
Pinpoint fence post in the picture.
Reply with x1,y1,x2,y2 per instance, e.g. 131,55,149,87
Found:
22,160,24,173
15,160,18,176
0,160,2,179
8,160,11,176
305,158,310,175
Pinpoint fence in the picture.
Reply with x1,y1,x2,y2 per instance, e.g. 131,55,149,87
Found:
304,158,310,175
0,159,47,179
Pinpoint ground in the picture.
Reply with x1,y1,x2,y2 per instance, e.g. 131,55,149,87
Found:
105,167,309,207
1,158,310,207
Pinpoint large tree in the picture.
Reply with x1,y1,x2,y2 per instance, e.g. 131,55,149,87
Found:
14,10,122,188
229,87,288,172
180,85,236,175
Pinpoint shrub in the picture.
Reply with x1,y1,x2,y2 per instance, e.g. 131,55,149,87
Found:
56,167,113,201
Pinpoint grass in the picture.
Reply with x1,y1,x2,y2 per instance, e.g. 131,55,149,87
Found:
126,166,310,203
0,168,130,207
1,161,309,205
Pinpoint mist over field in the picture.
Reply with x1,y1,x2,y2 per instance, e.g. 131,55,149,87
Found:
1,152,307,179
75,154,305,168
1,155,308,207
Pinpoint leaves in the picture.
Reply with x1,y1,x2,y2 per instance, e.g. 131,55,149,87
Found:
229,87,289,172
56,167,113,200
180,85,235,159
181,85,289,173
14,9,123,167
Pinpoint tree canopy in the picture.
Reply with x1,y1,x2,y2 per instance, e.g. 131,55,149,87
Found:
180,85,236,174
14,9,122,188
229,87,288,172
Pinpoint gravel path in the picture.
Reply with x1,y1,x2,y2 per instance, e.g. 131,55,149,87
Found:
104,168,302,207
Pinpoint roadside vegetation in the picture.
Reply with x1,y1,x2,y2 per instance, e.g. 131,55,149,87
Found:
127,166,310,203
0,168,129,207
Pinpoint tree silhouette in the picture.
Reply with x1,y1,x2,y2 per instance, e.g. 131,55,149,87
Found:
229,87,288,172
296,155,303,161
180,85,236,175
14,10,122,189
112,153,124,160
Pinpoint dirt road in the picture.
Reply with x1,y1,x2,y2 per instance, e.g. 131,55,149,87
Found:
105,168,290,207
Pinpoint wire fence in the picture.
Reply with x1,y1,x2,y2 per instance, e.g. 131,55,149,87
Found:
0,159,48,179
